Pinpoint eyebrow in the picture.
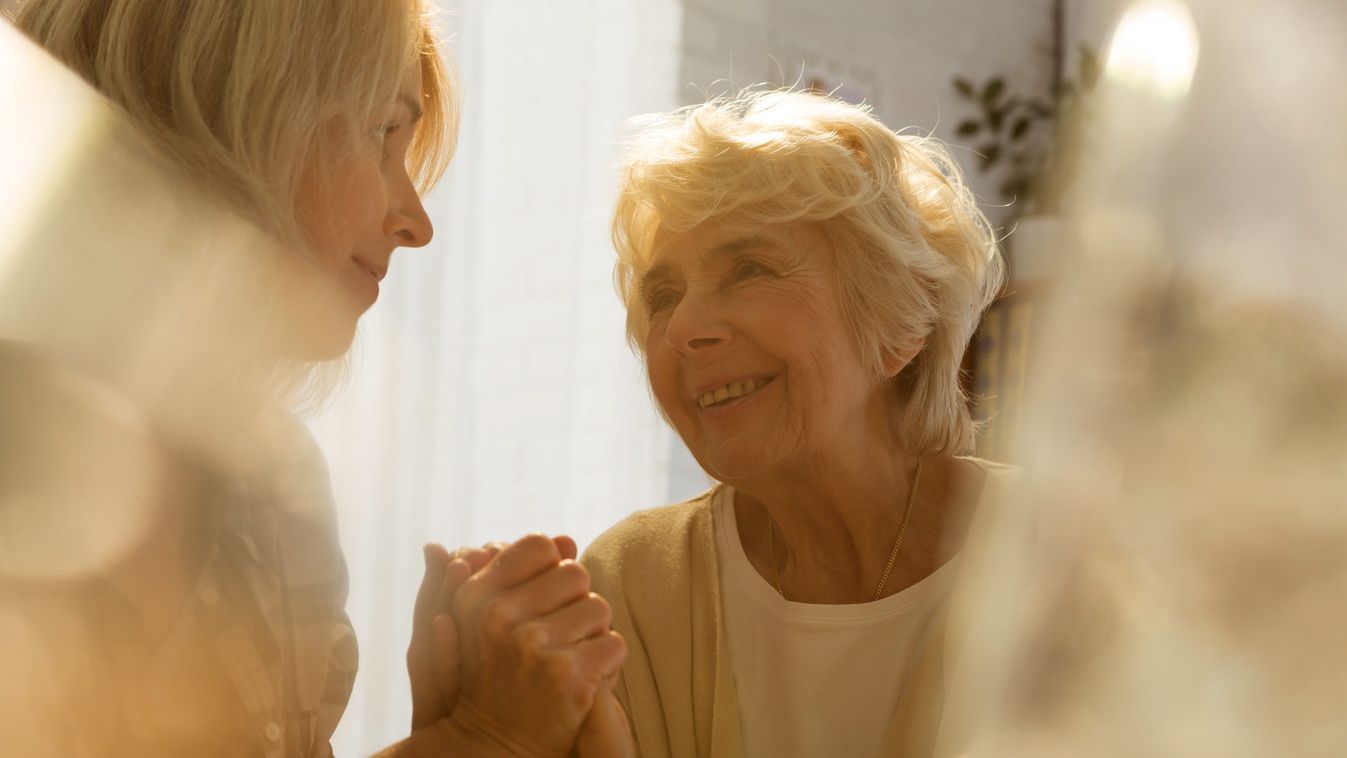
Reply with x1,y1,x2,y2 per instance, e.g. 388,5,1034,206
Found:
638,235,775,300
399,95,424,123
707,235,773,258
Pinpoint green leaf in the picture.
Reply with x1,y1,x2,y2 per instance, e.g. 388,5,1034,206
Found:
1010,117,1032,141
982,77,1005,105
954,77,975,97
956,119,981,137
988,107,1005,132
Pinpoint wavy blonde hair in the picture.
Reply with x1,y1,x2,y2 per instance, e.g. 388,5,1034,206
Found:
612,89,1004,454
8,0,457,248
6,0,459,417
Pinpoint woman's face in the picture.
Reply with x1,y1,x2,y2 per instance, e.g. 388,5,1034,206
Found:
286,63,433,359
642,221,893,483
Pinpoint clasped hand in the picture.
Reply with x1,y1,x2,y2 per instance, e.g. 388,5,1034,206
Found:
407,535,632,758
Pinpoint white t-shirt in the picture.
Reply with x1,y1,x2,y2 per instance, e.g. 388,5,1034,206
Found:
713,486,957,758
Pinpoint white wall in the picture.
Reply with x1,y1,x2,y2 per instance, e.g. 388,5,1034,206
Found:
676,0,1059,225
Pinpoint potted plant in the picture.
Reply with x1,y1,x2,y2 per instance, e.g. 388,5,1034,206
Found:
953,43,1101,284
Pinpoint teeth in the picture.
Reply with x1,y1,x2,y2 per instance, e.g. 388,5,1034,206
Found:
698,378,765,408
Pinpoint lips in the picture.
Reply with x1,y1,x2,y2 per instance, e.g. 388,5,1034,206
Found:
354,257,387,282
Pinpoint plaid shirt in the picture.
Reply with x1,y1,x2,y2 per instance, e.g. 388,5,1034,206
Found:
1,341,357,756
194,421,359,758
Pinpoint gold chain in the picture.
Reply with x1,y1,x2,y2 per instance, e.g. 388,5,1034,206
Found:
767,456,924,602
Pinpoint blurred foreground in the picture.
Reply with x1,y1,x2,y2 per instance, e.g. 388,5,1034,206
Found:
2,0,1345,755
957,1,1347,755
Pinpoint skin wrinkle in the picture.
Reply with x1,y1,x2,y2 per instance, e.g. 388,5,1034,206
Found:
644,220,966,603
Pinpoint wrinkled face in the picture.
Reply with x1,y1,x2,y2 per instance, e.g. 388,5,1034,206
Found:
641,221,893,482
285,63,433,359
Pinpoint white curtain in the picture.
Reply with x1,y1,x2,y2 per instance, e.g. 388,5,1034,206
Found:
308,2,707,754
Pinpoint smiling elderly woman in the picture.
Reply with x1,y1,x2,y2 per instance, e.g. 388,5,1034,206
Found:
581,89,1014,758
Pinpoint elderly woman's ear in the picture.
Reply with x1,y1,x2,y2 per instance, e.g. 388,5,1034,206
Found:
882,337,926,379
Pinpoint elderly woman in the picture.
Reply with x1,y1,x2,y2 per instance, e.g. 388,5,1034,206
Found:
581,89,1013,758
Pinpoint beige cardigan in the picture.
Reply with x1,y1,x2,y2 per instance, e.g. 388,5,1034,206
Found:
582,459,1020,758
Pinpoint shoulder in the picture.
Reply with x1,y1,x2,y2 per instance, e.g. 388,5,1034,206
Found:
953,455,1023,504
955,455,1020,480
250,413,338,525
582,489,718,590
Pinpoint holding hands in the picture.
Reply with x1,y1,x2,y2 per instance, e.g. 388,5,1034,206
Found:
406,535,632,758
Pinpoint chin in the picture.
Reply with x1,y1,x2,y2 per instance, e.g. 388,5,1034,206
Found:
691,442,776,484
296,324,359,361
278,305,361,361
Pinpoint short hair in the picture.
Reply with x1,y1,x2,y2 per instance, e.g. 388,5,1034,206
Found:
8,0,458,248
612,89,1004,454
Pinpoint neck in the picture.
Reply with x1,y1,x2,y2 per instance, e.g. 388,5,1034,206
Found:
736,454,922,603
728,425,984,603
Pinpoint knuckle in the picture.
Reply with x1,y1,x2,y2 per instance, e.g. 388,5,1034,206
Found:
512,621,552,653
556,560,591,592
543,652,580,684
585,593,613,628
516,532,555,558
480,597,517,637
602,630,627,664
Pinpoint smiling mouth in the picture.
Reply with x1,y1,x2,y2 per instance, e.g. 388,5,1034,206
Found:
353,256,387,282
697,376,774,409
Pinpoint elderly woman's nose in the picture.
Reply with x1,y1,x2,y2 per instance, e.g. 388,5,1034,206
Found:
664,294,731,355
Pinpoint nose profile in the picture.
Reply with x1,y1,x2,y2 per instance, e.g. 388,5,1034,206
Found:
386,176,434,248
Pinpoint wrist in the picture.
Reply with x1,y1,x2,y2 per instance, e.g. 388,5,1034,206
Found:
435,703,561,758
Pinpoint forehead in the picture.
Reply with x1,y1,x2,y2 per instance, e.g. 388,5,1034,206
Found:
647,223,797,273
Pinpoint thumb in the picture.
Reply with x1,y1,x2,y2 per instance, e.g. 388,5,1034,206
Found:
431,613,461,711
574,686,635,758
430,558,473,713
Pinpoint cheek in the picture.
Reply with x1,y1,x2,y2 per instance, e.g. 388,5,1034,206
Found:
298,160,388,264
645,338,684,418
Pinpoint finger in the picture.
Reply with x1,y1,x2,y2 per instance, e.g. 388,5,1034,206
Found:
528,592,612,647
572,631,627,683
575,688,635,758
410,545,452,730
479,541,508,556
431,613,461,711
458,548,495,573
553,535,578,562
414,543,453,627
500,560,594,623
435,558,474,615
461,560,593,643
466,533,564,594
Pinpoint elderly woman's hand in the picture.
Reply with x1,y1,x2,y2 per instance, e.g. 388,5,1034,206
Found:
574,683,636,758
436,534,626,758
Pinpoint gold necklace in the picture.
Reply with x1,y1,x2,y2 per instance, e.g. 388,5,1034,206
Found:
766,456,924,602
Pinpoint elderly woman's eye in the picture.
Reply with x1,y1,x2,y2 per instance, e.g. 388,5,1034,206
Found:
647,289,680,314
734,259,772,280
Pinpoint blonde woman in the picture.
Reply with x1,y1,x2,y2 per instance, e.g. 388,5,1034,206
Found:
581,90,1014,757
1,1,622,756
